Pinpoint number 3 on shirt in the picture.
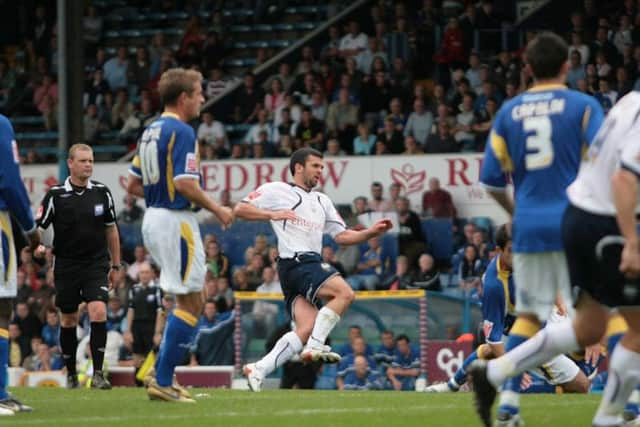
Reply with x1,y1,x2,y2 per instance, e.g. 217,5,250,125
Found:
139,128,161,185
524,116,553,170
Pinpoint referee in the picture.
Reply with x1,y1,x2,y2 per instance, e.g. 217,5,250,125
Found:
35,143,121,389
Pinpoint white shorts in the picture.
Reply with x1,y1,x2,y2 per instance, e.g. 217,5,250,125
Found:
0,211,16,298
531,353,580,385
142,207,205,295
513,252,573,320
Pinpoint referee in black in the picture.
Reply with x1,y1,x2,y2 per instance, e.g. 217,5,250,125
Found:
126,261,163,385
35,143,121,389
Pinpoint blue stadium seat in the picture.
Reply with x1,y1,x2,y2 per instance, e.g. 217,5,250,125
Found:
421,219,454,262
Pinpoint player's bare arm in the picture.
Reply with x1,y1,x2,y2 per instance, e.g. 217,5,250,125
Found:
233,201,297,222
173,178,233,227
126,175,145,198
333,218,393,246
612,169,640,277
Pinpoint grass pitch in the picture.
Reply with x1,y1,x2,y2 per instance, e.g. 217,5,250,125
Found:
7,387,601,427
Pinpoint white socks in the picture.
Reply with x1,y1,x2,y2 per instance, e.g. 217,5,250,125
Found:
306,307,341,349
255,331,303,376
594,344,640,424
487,320,579,387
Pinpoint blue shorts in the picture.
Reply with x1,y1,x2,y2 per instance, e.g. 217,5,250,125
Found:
276,252,339,319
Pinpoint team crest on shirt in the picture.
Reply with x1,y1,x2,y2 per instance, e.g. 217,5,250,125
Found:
94,204,104,216
321,262,331,271
185,153,199,174
483,320,494,339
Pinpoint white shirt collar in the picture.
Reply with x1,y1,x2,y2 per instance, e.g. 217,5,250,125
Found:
64,176,93,191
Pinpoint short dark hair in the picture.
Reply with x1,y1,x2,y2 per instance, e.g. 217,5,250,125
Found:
396,334,410,343
371,181,382,188
495,224,511,250
524,32,568,80
289,148,323,176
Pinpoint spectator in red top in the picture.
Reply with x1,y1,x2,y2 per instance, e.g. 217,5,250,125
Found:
422,178,456,219
434,17,466,69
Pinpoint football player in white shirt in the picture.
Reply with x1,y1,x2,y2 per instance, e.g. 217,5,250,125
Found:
472,92,640,427
234,148,392,392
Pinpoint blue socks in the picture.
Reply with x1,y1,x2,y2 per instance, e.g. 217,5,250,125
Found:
0,329,8,399
155,310,197,387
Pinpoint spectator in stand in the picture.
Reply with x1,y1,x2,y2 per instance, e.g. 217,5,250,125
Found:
567,51,586,89
111,88,134,129
205,67,232,101
343,355,384,391
106,294,127,333
466,52,483,94
24,340,62,371
232,268,251,291
276,135,295,157
347,236,389,291
380,255,413,290
368,182,393,212
219,189,234,210
568,32,590,65
84,68,110,108
434,16,466,74
275,94,302,126
294,107,324,150
386,334,420,391
360,38,388,75
309,90,327,122
264,78,286,116
119,194,144,224
244,109,274,145
396,196,426,269
353,123,376,155
127,245,148,283
235,72,264,124
103,47,129,91
119,98,158,144
595,51,612,79
83,103,107,143
595,78,618,112
377,116,405,154
245,253,265,291
339,20,368,65
337,336,378,390
197,111,227,148
458,244,483,294
422,178,456,219
321,25,342,65
402,135,424,155
252,267,282,337
205,240,230,281
179,15,204,57
9,323,29,367
263,62,295,94
591,26,618,68
214,277,234,308
202,31,225,71
412,253,442,291
326,88,359,154
361,71,392,127
425,122,458,153
373,330,396,372
381,97,406,133
274,108,296,143
41,307,61,351
614,66,633,98
33,74,58,130
385,17,410,65
353,196,370,217
473,97,499,150
12,302,42,342
613,14,632,55
128,47,150,94
404,98,433,147
454,93,477,150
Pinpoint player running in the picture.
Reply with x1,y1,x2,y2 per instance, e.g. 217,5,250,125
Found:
469,31,605,427
234,147,393,392
425,224,592,396
473,91,640,427
127,68,233,402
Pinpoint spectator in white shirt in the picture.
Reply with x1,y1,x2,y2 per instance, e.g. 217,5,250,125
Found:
197,111,228,147
339,21,368,64
568,32,590,65
245,109,274,145
252,267,282,336
404,99,434,147
264,78,286,116
205,67,234,100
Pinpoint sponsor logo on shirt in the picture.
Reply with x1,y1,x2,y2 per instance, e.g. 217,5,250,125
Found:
94,204,104,216
185,153,199,174
11,140,19,164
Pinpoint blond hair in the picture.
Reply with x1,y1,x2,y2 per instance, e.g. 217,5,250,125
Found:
68,143,93,160
158,68,203,106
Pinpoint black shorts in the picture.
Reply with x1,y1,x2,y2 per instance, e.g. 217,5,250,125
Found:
562,204,640,307
132,320,155,355
54,259,109,313
277,252,339,319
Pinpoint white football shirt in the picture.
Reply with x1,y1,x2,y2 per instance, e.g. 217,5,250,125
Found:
242,182,347,258
568,91,640,215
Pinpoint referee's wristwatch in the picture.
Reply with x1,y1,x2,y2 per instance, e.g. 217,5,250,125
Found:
110,263,124,271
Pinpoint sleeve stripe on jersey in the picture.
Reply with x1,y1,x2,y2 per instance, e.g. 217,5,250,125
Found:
479,182,507,192
166,132,176,202
128,168,141,178
490,131,513,172
621,161,640,180
173,174,199,181
581,106,591,136
41,194,55,225
105,189,116,221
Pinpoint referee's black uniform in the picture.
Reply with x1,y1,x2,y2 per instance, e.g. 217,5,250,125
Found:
37,177,117,310
36,175,117,389
128,283,163,355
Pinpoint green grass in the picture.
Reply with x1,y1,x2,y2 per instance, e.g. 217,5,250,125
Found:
6,387,602,427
